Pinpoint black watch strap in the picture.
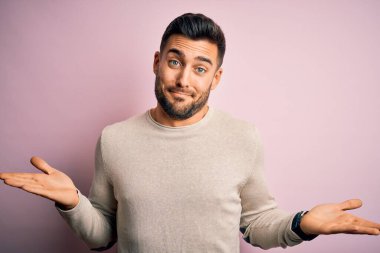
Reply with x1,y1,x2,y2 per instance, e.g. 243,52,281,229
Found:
291,211,318,241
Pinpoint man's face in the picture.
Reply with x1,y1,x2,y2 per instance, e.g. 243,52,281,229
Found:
153,35,223,120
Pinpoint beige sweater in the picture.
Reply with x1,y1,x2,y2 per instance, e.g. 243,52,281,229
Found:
57,108,303,252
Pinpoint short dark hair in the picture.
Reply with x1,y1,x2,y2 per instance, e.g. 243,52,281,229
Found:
160,13,226,67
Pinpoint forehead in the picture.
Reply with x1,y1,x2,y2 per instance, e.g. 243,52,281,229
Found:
162,35,218,62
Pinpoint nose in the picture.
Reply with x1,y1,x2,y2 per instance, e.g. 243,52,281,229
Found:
176,66,191,88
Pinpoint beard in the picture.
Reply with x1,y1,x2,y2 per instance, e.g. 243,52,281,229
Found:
154,76,211,120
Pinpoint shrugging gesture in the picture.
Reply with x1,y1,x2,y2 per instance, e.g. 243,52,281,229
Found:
1,157,380,238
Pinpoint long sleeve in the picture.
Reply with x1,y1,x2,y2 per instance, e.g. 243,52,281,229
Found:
57,136,117,251
239,129,303,249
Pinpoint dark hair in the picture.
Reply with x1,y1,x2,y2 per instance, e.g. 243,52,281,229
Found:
160,13,226,67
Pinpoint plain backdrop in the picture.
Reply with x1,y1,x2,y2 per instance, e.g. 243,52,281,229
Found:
1,1,379,252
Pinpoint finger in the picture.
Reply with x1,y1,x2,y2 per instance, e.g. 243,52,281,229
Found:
0,172,13,179
335,224,380,235
30,156,55,175
353,216,380,230
0,172,35,180
5,177,38,185
3,178,43,189
339,199,363,211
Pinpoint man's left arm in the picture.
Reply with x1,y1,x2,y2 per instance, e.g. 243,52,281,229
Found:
239,127,304,249
239,127,380,249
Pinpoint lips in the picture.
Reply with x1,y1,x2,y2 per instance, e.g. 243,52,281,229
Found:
168,88,194,97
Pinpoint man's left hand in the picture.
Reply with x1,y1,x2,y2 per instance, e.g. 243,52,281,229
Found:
301,199,380,236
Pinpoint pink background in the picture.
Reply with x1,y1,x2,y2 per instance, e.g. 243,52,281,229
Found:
1,1,379,252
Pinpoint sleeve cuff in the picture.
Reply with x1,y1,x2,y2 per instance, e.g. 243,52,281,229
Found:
55,189,82,213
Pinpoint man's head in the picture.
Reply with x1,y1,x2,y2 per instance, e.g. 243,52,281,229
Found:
160,13,226,67
153,13,225,121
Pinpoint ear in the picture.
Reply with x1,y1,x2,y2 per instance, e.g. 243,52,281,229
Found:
153,51,160,75
210,67,223,90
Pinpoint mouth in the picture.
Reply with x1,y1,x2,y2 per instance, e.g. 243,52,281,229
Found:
168,88,193,97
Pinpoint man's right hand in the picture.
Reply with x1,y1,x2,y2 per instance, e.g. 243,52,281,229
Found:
0,156,79,210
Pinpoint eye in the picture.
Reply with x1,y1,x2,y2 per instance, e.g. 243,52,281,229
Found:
196,67,206,74
169,60,181,67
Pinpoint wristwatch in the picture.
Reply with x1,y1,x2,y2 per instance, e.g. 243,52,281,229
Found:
291,211,318,241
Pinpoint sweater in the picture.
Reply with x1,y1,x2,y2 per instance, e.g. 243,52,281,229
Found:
57,108,303,252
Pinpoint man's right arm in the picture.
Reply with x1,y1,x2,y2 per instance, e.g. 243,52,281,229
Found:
56,137,118,251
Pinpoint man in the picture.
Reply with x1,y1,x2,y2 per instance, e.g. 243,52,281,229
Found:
1,13,379,253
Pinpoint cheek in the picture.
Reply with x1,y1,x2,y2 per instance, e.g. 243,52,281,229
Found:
196,76,213,90
158,68,176,86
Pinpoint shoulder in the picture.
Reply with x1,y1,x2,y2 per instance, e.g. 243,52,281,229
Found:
210,108,259,139
209,109,263,169
100,111,148,144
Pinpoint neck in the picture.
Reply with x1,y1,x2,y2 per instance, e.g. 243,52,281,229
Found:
150,104,209,127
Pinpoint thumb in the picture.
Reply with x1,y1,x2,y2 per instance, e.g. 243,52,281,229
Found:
30,156,55,175
339,199,363,211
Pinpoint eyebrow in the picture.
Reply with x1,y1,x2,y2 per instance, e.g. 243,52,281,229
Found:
167,48,213,66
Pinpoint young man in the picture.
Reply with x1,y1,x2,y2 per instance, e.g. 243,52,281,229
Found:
1,13,379,253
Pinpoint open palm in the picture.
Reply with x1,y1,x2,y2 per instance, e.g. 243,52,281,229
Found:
0,156,79,209
301,199,380,236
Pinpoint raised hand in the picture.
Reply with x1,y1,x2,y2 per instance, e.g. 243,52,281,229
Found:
301,199,380,236
0,156,79,210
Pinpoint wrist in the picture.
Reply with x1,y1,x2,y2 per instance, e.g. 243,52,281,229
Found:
292,211,318,241
56,189,79,210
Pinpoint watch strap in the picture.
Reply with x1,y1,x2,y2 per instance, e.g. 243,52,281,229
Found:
291,211,318,241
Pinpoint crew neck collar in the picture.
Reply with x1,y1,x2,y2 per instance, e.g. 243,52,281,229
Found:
146,107,214,131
